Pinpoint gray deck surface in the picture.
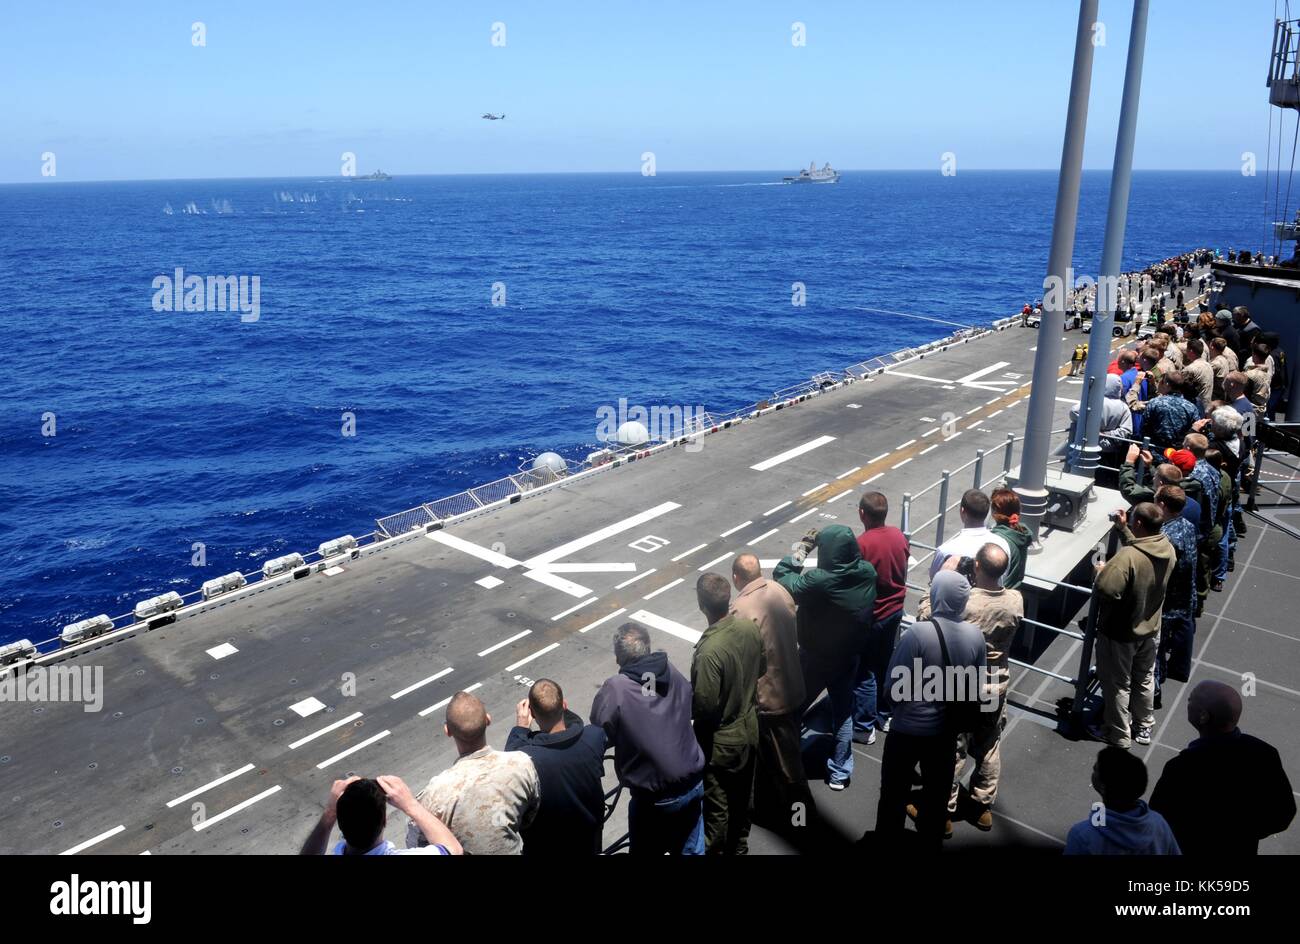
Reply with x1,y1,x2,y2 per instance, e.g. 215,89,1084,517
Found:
4,274,1295,855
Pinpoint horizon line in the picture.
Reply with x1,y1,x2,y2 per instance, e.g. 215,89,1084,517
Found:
0,167,1251,187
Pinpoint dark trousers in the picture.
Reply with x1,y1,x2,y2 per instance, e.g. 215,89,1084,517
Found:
754,712,810,826
703,750,756,854
876,728,958,852
1157,614,1196,684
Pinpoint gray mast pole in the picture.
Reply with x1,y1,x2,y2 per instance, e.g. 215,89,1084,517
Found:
1072,0,1150,473
1015,0,1099,535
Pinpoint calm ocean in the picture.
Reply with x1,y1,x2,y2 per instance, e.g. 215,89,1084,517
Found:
0,170,1264,642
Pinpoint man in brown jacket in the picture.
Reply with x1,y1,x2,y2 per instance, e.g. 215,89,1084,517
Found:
1089,503,1175,749
730,553,808,827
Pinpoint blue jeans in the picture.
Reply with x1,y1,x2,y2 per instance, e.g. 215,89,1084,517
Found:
800,652,858,785
627,780,704,856
1215,518,1232,582
853,611,903,733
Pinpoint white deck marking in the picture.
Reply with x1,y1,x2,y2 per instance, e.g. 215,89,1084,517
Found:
390,667,454,700
614,569,656,589
475,575,504,589
552,597,599,621
749,435,836,472
290,697,326,718
944,432,963,442
890,370,953,385
194,785,283,830
206,643,238,660
428,530,520,568
166,764,257,808
835,466,860,479
918,443,939,455
522,568,591,598
1055,396,1078,404
762,500,792,516
60,824,126,856
826,490,852,503
864,472,884,484
505,643,561,672
891,457,913,469
954,362,1011,385
537,562,636,573
419,683,481,717
965,407,981,415
788,507,819,523
629,609,703,644
670,542,708,562
986,397,1001,405
322,565,345,576
748,527,780,544
869,452,890,464
315,733,391,771
846,403,861,409
967,420,983,429
290,711,364,749
478,629,532,657
922,427,940,437
895,439,916,450
801,483,828,496
989,409,1004,418
579,608,628,633
697,552,735,572
719,520,752,538
524,502,681,568
919,416,936,422
644,577,685,600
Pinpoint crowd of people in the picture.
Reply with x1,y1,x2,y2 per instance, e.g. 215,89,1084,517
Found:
298,301,1294,857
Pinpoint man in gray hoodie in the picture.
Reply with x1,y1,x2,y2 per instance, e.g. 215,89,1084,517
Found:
875,568,987,850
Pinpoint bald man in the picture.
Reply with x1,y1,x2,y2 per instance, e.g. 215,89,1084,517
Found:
730,553,808,826
1150,680,1295,855
406,691,540,855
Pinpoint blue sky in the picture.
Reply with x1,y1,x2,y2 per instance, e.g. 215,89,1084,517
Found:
0,1,1279,182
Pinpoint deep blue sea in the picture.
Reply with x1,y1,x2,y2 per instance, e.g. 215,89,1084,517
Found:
0,170,1264,643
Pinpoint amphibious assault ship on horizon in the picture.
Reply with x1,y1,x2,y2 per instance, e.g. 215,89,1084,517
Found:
783,161,840,184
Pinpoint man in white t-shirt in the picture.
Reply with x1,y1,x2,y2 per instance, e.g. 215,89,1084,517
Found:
929,489,1011,580
300,775,463,855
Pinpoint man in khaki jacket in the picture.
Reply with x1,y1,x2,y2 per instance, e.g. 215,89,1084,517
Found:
1089,503,1175,749
730,553,807,827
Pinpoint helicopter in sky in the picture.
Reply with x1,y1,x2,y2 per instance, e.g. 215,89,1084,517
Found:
481,113,505,120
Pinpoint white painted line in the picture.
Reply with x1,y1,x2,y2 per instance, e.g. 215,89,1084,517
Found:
670,542,708,562
762,501,792,516
429,530,520,568
206,643,238,661
869,452,891,464
719,521,752,538
965,407,981,416
322,565,345,576
922,427,940,437
896,439,916,450
986,397,1001,405
579,608,628,634
967,421,983,429
788,507,819,523
389,667,454,700
290,711,364,749
918,443,939,455
315,732,391,771
954,361,1010,385
505,643,561,673
475,575,504,589
749,435,837,472
538,562,636,573
835,466,860,479
522,568,591,598
989,409,1004,418
629,609,703,644
614,569,655,589
644,577,685,599
846,403,861,408
864,472,884,484
826,490,852,503
524,501,681,567
419,683,482,717
919,416,936,422
478,629,532,657
290,697,326,718
697,552,735,572
748,528,780,544
552,597,599,621
944,432,963,442
891,457,913,469
194,785,283,831
166,763,257,808
801,483,828,496
1055,396,1078,404
59,824,126,856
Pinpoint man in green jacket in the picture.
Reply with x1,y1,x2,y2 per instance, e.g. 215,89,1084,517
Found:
1089,504,1175,749
692,572,766,854
774,524,876,790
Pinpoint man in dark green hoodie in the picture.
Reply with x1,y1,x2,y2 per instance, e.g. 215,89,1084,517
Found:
774,524,876,790
692,572,766,854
